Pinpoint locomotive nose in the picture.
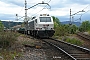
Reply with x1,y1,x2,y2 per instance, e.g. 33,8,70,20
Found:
43,24,49,30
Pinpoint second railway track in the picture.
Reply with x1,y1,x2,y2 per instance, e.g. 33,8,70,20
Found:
77,32,90,40
76,32,90,49
42,38,90,60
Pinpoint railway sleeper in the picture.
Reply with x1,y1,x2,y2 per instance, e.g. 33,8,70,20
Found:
71,54,90,58
76,58,90,60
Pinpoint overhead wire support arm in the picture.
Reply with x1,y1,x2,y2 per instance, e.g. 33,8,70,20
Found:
28,2,51,10
69,9,85,25
38,2,51,9
16,1,51,21
18,16,25,20
16,14,25,21
72,10,85,16
28,4,39,9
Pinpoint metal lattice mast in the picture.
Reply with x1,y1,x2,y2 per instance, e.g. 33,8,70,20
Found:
25,0,28,31
70,9,72,25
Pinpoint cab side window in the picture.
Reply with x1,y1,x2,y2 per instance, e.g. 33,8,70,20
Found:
35,19,37,23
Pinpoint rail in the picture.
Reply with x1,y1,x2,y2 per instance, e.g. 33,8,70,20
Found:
42,38,90,60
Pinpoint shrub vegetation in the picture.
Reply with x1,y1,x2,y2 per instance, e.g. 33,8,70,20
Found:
65,38,83,46
0,32,19,48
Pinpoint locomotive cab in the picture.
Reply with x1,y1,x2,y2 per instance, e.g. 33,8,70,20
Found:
28,14,55,38
35,14,55,38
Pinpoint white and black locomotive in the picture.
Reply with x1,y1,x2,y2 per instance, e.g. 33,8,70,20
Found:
25,14,55,38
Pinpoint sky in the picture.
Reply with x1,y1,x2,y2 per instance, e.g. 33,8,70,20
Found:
0,0,90,22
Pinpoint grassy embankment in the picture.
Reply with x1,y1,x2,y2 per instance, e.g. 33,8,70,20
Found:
0,31,22,60
53,34,83,46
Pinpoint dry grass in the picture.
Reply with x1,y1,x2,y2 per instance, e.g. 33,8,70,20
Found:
0,49,22,60
0,31,22,60
0,32,20,48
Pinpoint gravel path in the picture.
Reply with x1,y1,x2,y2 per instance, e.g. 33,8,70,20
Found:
14,35,66,60
15,48,47,60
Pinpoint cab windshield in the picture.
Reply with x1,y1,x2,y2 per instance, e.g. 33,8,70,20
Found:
40,17,51,22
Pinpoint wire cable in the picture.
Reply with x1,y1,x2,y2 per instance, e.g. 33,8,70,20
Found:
28,0,51,16
17,0,51,21
74,10,90,22
19,7,24,15
15,4,24,21
29,0,51,15
31,5,48,16
18,4,25,15
72,4,90,22
82,4,90,10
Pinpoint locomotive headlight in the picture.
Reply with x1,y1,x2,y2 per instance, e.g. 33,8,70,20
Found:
51,28,53,29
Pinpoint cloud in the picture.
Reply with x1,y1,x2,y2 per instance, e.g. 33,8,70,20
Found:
0,0,90,22
57,16,70,22
0,1,23,14
0,0,24,7
0,14,15,21
68,0,90,5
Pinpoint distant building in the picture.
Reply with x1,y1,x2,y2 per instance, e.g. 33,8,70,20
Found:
12,25,22,32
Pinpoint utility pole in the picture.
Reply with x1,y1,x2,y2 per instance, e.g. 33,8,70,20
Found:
70,9,72,25
25,0,27,19
25,0,28,31
70,9,85,24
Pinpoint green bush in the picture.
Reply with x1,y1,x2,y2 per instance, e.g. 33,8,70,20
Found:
0,20,4,32
88,31,90,34
0,32,18,48
54,26,68,36
66,38,83,46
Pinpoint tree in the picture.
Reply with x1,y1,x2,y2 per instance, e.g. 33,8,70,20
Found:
54,24,70,36
70,25,78,34
52,16,78,36
0,20,4,31
79,21,90,32
52,16,67,36
52,16,60,28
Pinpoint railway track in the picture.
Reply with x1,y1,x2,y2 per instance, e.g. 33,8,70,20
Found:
22,38,73,60
42,38,90,60
76,32,90,49
76,32,90,40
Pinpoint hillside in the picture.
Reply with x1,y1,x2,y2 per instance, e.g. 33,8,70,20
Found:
61,21,81,27
2,21,81,28
2,21,22,28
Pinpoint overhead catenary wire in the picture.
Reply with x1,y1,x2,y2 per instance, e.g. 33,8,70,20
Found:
81,10,90,15
29,0,51,16
28,0,51,16
15,4,25,21
19,5,24,15
74,10,90,22
16,0,51,21
30,5,48,16
79,4,90,16
72,4,90,22
82,4,90,10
